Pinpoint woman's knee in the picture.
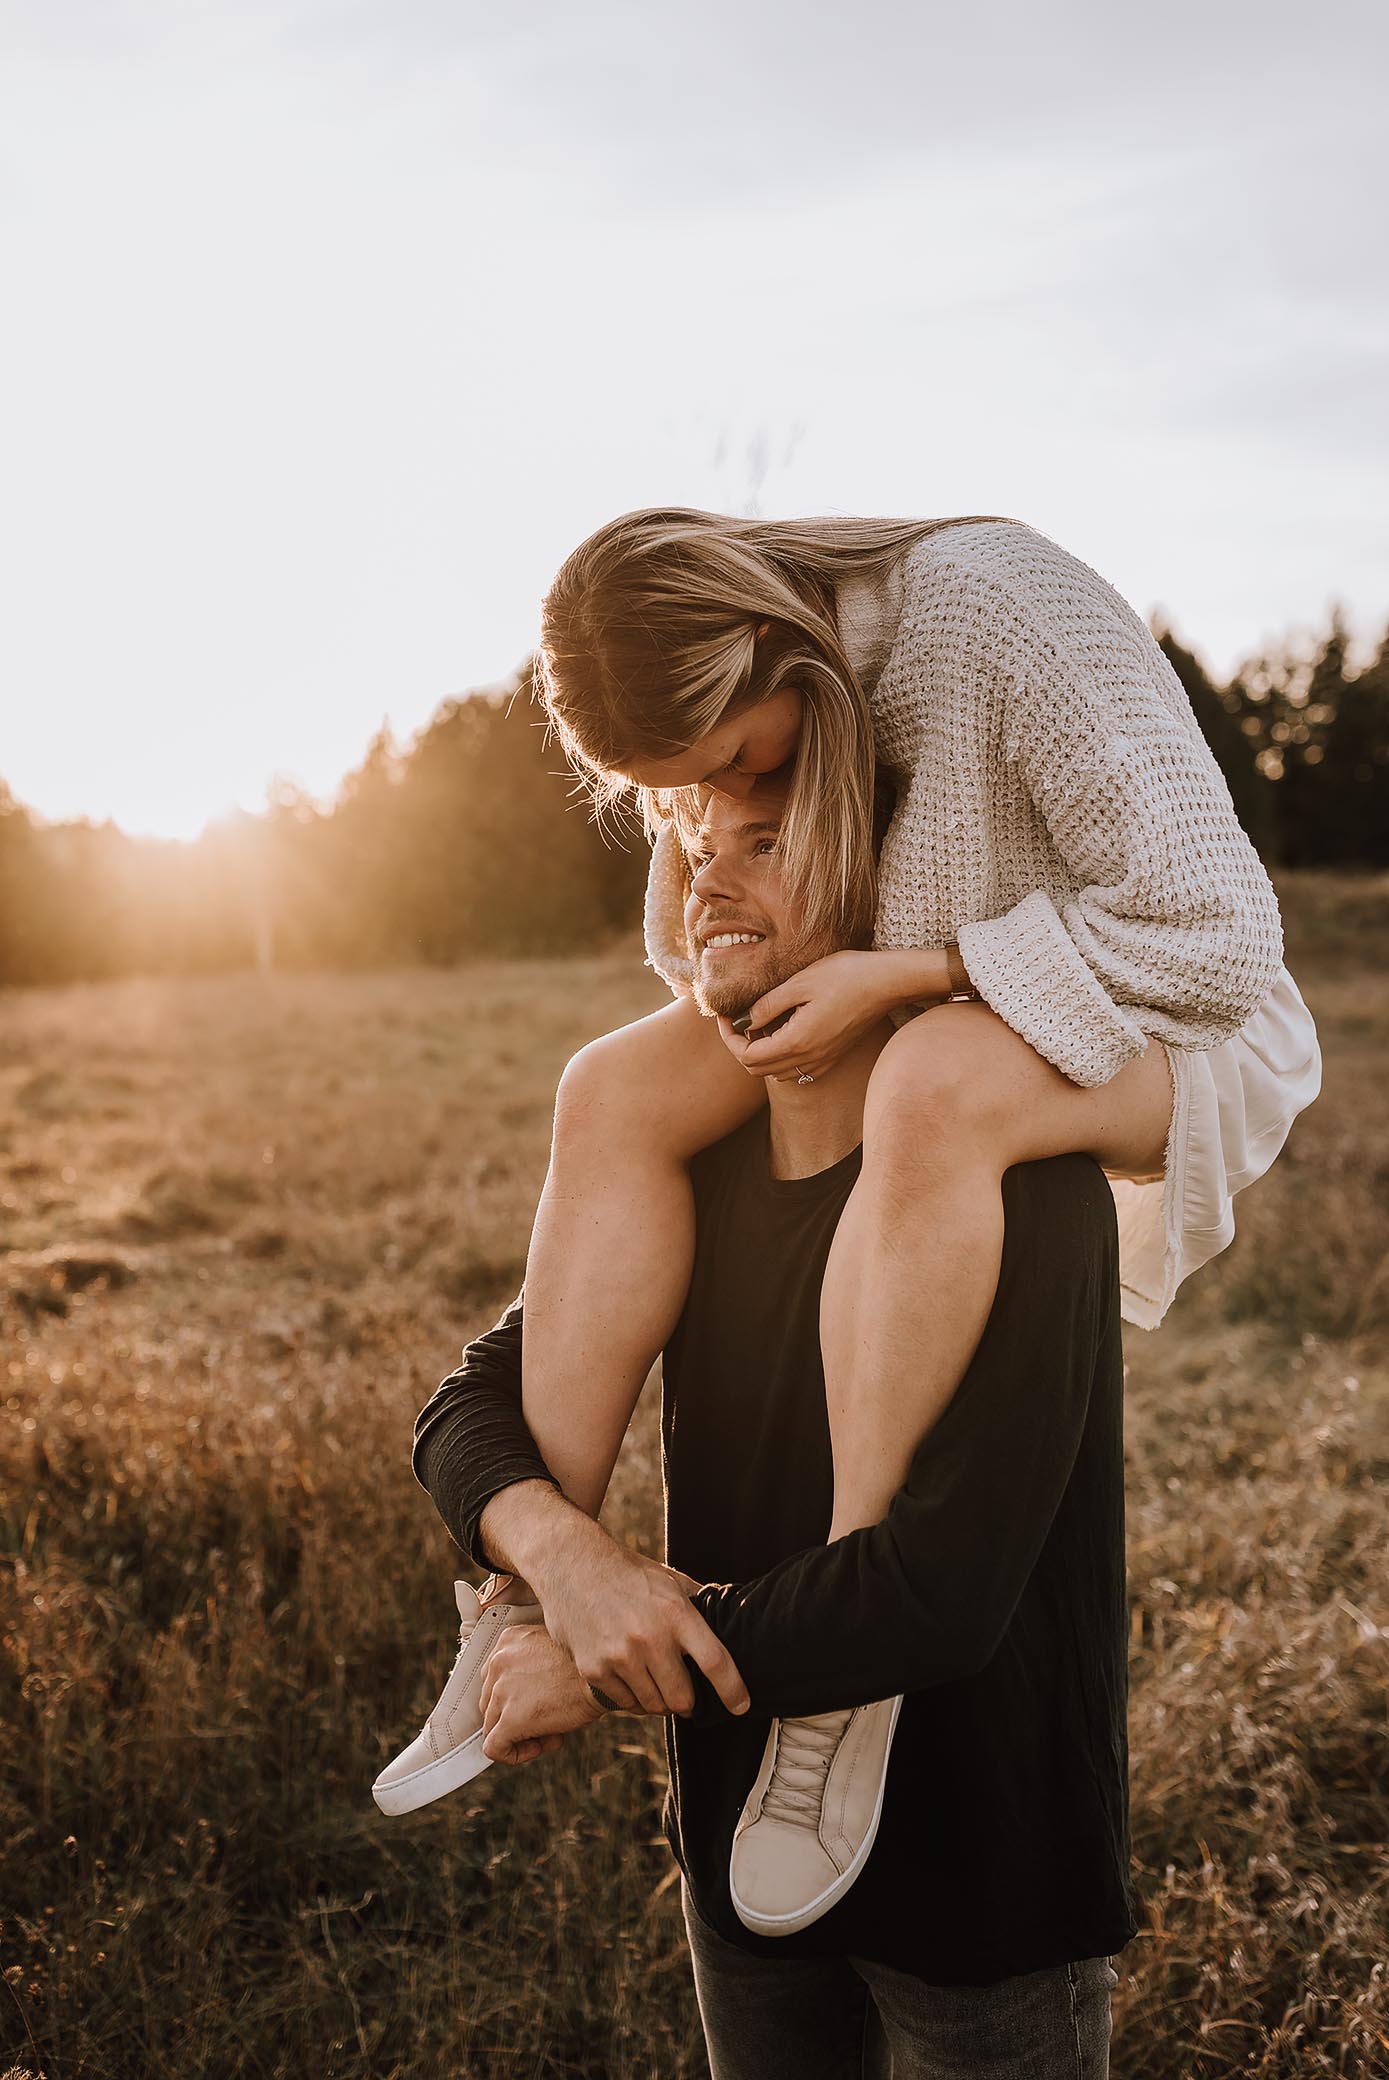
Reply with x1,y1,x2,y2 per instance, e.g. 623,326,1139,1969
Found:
553,1020,671,1155
862,1009,1010,1173
552,999,762,1164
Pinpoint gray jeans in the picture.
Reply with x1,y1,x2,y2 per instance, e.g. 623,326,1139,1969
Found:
682,1884,1117,2080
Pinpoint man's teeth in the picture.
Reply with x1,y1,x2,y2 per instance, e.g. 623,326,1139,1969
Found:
706,932,765,948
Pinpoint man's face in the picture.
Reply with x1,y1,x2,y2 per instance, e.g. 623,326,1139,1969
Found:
682,785,840,1021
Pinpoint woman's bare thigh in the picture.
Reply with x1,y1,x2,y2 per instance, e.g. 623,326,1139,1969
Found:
876,1003,1174,1179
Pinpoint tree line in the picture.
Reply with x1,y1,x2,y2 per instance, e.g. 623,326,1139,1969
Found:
1,610,1385,989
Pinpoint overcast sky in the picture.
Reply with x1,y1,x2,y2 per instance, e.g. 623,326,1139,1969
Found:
3,0,1386,839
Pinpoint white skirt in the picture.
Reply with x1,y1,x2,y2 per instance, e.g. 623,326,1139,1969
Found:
1105,964,1323,1331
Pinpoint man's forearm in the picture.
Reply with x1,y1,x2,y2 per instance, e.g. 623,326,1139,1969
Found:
478,1478,619,1601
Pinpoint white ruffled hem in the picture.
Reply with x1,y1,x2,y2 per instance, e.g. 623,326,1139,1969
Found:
1108,964,1322,1330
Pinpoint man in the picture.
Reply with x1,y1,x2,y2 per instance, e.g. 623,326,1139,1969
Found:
400,784,1137,2077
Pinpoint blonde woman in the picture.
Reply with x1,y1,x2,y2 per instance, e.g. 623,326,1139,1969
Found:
377,509,1321,1930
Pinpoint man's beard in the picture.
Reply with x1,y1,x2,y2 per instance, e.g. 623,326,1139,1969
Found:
692,926,836,1026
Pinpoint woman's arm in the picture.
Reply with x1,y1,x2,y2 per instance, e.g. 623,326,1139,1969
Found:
945,576,1284,1089
727,942,975,1082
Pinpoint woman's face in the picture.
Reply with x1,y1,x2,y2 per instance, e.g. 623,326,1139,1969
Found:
622,686,804,801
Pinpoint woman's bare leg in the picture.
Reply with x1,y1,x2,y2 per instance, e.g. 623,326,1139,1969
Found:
820,1003,1174,1539
521,994,764,1519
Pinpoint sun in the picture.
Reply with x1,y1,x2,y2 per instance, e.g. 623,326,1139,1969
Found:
32,773,253,844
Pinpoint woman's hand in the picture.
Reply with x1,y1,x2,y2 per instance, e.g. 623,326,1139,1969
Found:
720,949,907,1082
479,1626,604,1765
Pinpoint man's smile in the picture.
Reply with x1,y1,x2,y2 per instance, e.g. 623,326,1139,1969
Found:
697,914,770,956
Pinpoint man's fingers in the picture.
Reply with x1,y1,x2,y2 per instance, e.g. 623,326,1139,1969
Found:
644,1646,697,1719
677,1612,750,1715
614,1661,667,1716
584,1668,642,1714
483,1715,548,1766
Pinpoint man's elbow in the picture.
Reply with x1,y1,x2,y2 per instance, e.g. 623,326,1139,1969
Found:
410,1422,440,1501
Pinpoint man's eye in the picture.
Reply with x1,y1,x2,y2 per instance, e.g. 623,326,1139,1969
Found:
753,838,778,856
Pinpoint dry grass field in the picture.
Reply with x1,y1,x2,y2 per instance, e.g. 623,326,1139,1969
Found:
2,871,1386,2080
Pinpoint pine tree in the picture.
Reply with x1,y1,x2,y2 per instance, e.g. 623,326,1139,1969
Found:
1310,624,1389,866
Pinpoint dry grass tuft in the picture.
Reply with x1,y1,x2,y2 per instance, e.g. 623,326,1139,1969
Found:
1,883,1386,2078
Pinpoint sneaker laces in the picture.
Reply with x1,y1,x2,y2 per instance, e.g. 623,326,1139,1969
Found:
760,1709,856,1828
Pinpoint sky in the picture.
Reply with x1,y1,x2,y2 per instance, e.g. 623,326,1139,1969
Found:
2,0,1386,840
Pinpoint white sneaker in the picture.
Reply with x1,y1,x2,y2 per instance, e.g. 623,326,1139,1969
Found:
372,1577,542,1816
728,1696,903,1935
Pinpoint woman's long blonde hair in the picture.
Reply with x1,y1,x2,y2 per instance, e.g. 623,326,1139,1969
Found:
536,507,1014,948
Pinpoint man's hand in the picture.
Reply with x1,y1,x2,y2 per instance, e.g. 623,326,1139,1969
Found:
480,1626,604,1765
541,1544,751,1720
479,1480,750,1720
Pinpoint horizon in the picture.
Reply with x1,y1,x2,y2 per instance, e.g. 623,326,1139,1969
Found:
3,585,1376,849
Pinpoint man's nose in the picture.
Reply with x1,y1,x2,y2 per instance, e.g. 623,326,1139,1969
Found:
690,850,741,902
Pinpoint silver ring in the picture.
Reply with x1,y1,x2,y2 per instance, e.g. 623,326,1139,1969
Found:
796,1068,815,1085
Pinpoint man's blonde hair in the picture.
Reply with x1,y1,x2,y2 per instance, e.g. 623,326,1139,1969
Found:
535,508,1011,949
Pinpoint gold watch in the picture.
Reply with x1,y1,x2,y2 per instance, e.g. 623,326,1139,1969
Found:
944,942,981,1003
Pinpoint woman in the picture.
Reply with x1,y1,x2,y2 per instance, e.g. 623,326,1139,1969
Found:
522,506,1318,1544
379,508,1321,1926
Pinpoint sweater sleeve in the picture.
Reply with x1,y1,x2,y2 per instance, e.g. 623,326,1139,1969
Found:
687,1156,1119,1719
411,1291,559,1568
950,583,1284,1088
643,821,698,997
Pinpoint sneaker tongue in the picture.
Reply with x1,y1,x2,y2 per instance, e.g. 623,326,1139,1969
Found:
453,1580,483,1625
762,1709,857,1829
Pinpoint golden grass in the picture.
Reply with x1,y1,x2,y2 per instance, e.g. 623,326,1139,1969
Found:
1,875,1386,2078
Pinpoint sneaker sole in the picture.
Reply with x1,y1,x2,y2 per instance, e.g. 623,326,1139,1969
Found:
729,1694,904,1936
372,1729,493,1817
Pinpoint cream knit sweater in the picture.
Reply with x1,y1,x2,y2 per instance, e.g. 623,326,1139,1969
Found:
642,519,1285,1089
